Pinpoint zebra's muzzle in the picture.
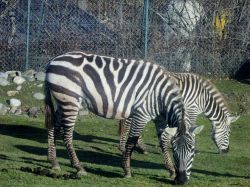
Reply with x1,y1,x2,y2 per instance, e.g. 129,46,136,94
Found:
174,171,188,185
220,146,229,154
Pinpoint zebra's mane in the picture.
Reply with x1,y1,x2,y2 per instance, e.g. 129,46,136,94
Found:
188,73,230,116
201,76,230,114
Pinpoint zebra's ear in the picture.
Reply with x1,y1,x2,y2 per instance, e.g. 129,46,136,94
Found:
229,115,240,123
189,125,204,135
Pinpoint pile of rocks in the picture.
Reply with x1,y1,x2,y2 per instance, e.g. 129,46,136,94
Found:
0,70,46,116
0,70,89,117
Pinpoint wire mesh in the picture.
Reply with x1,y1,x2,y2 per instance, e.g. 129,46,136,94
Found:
0,0,249,77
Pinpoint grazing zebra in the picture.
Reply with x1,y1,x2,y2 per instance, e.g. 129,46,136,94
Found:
119,73,239,155
45,51,199,184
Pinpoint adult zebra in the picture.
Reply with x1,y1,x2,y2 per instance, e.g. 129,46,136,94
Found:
45,51,199,185
119,73,239,155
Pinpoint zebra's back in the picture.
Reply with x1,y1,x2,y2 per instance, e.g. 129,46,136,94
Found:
46,51,168,119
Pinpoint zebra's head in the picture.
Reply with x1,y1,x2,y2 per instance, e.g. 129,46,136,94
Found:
171,125,202,185
211,115,240,153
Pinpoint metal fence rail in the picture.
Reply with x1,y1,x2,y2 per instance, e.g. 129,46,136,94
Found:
0,0,249,77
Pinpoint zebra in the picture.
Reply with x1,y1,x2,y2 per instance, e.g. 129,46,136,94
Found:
45,51,200,184
118,73,239,156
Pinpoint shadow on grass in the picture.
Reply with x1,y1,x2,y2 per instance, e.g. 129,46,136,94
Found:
85,167,123,178
192,169,247,179
148,176,175,185
149,168,248,184
0,123,48,143
15,145,163,170
0,122,172,181
74,131,119,144
0,123,120,145
198,150,219,155
0,153,49,169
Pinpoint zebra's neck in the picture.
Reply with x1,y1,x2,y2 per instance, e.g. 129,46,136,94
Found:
203,82,229,123
171,73,230,124
159,75,185,129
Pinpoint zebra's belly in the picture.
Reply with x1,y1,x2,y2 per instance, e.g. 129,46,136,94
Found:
83,97,132,119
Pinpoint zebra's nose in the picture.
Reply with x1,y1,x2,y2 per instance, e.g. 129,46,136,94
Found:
220,146,229,154
174,170,188,185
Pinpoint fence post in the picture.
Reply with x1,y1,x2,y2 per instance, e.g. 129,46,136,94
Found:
25,0,31,70
143,0,149,59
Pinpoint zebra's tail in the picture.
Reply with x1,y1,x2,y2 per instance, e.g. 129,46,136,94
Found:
118,120,125,136
44,82,54,129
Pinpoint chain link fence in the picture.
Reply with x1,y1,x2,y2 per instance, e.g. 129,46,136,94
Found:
0,0,249,77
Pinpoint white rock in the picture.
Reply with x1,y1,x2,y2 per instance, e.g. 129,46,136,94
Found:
0,103,4,109
13,76,26,85
0,78,10,86
9,98,21,107
16,85,22,91
0,103,10,115
7,90,19,97
9,106,17,114
35,72,46,81
27,107,40,118
23,69,35,79
27,77,35,82
14,108,22,115
37,83,43,87
0,72,8,79
33,92,45,100
6,71,21,77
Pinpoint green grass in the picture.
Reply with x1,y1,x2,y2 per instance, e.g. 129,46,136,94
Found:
211,79,250,115
0,79,250,186
0,115,250,187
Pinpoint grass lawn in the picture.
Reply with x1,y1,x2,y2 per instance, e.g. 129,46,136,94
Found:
0,79,250,186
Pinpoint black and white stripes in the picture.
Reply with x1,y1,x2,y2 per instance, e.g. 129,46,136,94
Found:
118,73,239,182
171,73,239,152
119,73,239,154
45,51,196,184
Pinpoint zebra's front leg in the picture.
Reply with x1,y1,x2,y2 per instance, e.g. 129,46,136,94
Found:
62,126,87,177
160,129,176,179
154,119,176,179
47,126,61,171
122,118,147,177
122,136,139,177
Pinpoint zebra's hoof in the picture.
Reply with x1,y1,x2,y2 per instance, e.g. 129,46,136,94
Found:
169,170,176,180
52,166,61,172
76,169,87,177
135,146,148,154
118,146,125,153
143,150,149,155
124,174,132,178
124,173,132,178
170,173,176,180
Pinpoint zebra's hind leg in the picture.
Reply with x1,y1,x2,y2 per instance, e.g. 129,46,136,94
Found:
47,126,61,171
135,135,148,154
118,119,131,153
119,119,148,154
56,102,87,177
62,124,87,177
